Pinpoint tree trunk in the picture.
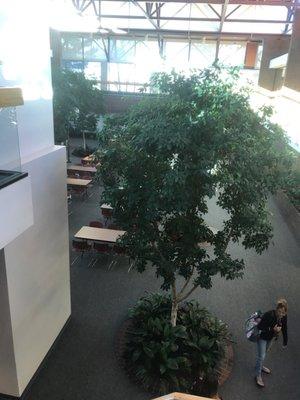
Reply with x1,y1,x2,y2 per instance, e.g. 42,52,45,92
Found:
82,131,86,151
171,299,179,327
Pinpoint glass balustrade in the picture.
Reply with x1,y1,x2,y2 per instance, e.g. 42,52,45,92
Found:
0,105,27,189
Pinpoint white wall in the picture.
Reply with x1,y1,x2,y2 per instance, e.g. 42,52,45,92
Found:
0,176,33,249
0,1,71,396
4,146,71,395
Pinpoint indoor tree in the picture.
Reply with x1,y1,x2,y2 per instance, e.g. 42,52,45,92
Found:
98,66,292,327
52,67,103,144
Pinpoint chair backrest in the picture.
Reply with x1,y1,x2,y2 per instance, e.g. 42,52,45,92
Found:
93,242,110,253
72,186,85,194
89,221,103,228
113,245,126,255
72,239,90,251
82,174,92,180
101,208,113,218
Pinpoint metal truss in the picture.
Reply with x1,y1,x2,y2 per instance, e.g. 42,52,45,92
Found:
71,0,296,39
72,0,297,8
115,27,291,39
284,4,295,33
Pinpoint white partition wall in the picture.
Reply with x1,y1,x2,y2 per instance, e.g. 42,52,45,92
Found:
0,1,71,397
4,147,70,395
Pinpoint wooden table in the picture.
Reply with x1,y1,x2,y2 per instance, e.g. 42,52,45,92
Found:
68,165,97,173
74,226,125,243
81,155,99,166
67,178,92,186
82,155,94,162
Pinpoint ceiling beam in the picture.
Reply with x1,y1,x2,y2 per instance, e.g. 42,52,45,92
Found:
225,5,241,19
91,0,296,6
150,2,165,16
99,14,293,23
130,0,159,29
122,27,291,37
72,0,93,13
62,27,291,42
207,4,221,18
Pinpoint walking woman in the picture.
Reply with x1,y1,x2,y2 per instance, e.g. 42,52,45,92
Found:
255,298,288,388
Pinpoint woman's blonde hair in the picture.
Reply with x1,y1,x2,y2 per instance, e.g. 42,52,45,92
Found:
276,298,288,312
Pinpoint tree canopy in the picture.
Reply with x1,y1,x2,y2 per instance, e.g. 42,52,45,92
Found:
97,67,293,325
52,67,103,142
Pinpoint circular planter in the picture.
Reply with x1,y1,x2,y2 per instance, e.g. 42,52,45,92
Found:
115,318,234,392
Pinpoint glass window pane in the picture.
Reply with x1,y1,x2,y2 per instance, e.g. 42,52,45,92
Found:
165,41,189,71
223,21,286,34
110,39,136,62
61,36,83,60
61,60,84,73
256,44,263,69
190,42,216,68
135,41,163,81
0,108,21,172
84,37,107,61
84,62,101,80
108,62,136,83
218,43,246,66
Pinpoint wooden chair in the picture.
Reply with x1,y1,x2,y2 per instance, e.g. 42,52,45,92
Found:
108,245,127,270
71,186,87,200
71,239,92,265
89,221,103,228
89,242,111,268
101,208,113,225
107,223,119,230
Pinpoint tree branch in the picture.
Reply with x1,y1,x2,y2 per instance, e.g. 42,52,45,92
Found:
223,227,233,252
178,283,199,303
178,228,233,303
178,265,195,297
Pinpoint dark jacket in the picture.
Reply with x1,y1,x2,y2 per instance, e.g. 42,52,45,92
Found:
257,310,288,345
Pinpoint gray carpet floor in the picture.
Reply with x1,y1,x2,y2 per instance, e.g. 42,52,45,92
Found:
11,152,300,400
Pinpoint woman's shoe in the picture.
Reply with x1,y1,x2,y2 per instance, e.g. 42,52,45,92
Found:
262,366,271,374
255,376,265,387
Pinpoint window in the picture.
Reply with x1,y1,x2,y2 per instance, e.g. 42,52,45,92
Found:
218,43,246,66
109,39,136,63
61,36,83,60
190,42,216,68
83,37,107,61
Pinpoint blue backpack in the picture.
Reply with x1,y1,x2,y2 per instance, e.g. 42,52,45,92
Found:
245,310,262,342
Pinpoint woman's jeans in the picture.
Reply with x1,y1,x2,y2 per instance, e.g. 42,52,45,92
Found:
255,339,271,377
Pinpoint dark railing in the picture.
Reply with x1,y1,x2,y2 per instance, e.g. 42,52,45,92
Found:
0,170,28,190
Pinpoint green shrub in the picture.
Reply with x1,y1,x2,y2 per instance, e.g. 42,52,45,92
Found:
124,293,229,394
52,67,103,143
285,168,300,210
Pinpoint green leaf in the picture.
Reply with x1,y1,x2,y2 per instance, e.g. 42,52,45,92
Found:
132,349,141,362
159,364,167,375
143,346,154,358
167,359,179,370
